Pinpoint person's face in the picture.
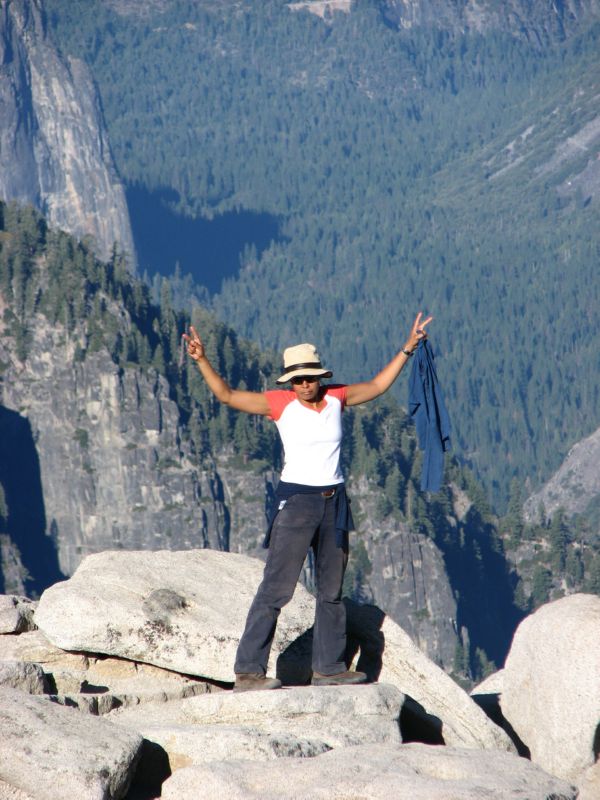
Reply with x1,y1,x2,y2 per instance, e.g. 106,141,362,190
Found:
290,375,321,402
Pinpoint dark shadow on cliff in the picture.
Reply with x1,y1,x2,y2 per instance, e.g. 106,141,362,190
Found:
0,405,64,596
433,503,527,675
126,185,284,293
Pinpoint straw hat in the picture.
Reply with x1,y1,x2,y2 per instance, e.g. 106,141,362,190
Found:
275,343,333,384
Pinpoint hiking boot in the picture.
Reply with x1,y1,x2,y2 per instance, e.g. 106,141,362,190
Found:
311,669,367,686
233,672,282,692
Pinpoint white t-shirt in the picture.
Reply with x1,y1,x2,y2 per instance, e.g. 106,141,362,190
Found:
265,385,347,486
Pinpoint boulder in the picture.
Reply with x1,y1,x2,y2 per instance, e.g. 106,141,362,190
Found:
578,761,600,800
0,687,142,800
160,742,577,800
0,661,46,694
125,725,332,772
0,629,89,673
34,550,315,682
500,593,600,780
0,596,36,634
0,781,34,800
0,628,219,711
374,609,514,752
470,668,504,696
279,601,515,752
468,667,528,756
35,550,513,753
110,683,403,766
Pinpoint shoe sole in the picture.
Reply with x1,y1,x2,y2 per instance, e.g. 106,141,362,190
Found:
311,677,367,686
233,682,282,692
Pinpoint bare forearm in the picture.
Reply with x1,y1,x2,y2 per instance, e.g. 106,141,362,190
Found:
370,346,414,394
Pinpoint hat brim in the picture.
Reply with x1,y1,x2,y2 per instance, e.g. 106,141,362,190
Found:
276,368,333,385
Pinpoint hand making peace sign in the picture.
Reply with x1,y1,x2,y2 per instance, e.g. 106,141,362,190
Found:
182,325,205,362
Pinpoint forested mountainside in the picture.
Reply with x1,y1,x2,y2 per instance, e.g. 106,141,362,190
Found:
380,0,600,41
44,0,600,511
1,202,599,681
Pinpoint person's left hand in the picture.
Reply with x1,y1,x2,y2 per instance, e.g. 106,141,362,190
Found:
404,311,433,354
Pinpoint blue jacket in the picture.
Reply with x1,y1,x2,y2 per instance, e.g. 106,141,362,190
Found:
408,340,451,492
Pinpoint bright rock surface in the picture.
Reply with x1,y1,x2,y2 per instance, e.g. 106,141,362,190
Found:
500,593,600,780
110,683,403,767
577,761,600,800
160,742,577,800
0,627,216,711
0,661,46,694
470,668,505,696
377,613,514,751
0,596,36,634
280,601,514,751
35,549,315,682
0,0,135,264
0,781,34,800
0,687,142,800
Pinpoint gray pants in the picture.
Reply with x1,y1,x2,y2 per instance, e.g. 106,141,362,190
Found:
234,492,348,676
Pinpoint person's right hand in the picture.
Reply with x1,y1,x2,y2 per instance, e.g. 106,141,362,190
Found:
182,325,205,362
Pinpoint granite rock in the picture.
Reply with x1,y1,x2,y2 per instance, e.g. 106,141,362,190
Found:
160,741,577,800
500,593,600,780
0,687,142,800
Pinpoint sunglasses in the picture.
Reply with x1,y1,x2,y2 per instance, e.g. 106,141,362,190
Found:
290,375,320,385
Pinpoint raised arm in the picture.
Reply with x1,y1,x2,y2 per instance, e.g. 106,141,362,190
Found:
345,312,432,407
183,326,271,416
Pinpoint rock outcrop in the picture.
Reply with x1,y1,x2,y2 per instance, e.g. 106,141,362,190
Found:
160,742,576,800
0,687,142,800
0,594,36,633
381,0,600,43
0,0,135,264
33,550,513,755
0,555,593,799
110,683,404,769
0,315,229,583
523,424,600,523
0,661,46,694
0,626,215,712
500,593,600,782
34,549,313,681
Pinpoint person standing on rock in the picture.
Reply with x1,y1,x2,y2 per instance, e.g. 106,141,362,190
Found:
183,312,432,692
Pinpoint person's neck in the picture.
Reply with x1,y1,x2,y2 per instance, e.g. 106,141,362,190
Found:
298,386,325,409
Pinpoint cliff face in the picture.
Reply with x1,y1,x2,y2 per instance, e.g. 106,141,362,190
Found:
0,310,228,584
381,0,600,42
345,478,458,671
0,0,135,265
523,425,600,527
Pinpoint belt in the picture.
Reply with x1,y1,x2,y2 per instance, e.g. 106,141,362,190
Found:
321,489,336,498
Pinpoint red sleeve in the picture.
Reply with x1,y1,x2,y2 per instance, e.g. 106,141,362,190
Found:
264,390,296,421
325,384,348,410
